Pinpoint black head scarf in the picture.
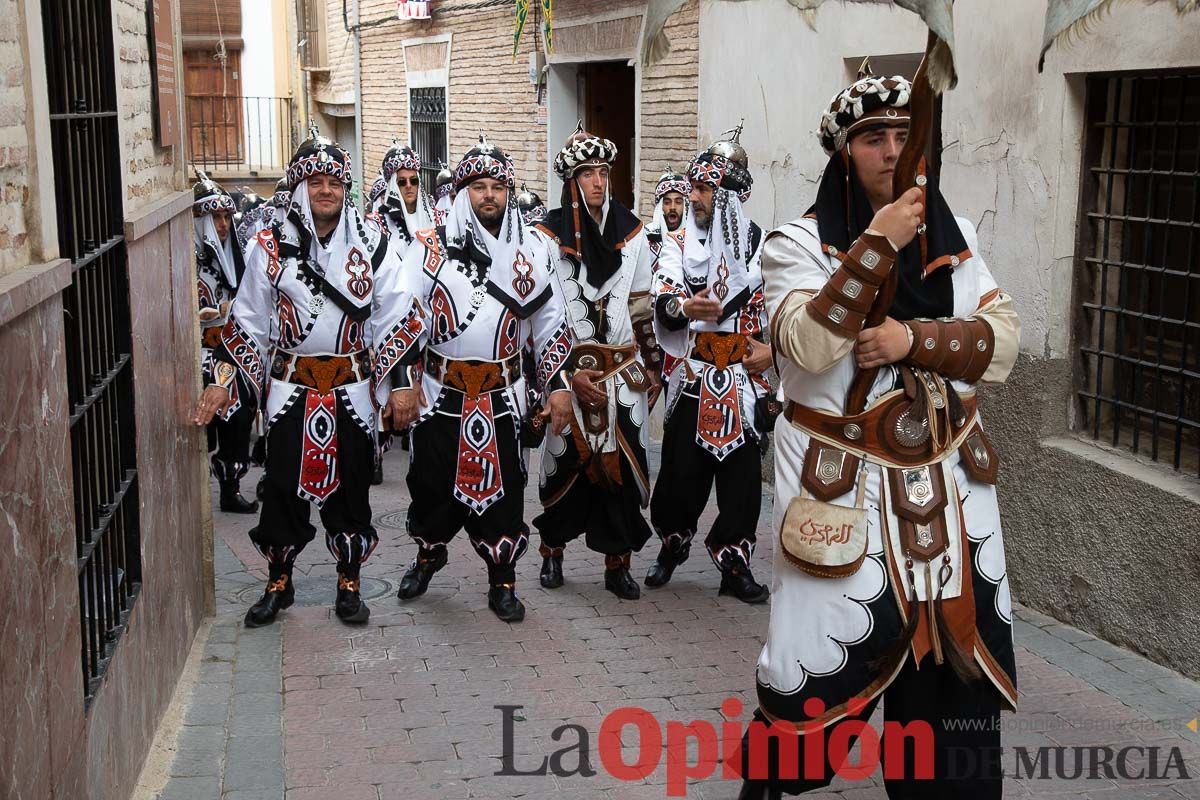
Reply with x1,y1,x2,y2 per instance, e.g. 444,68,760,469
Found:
807,147,969,321
538,179,641,290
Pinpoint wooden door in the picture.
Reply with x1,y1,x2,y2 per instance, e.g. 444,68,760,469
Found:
581,62,635,209
184,49,243,167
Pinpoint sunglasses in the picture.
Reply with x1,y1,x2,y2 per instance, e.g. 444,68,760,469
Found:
395,177,421,187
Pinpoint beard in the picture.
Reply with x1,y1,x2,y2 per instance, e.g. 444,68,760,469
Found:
312,202,342,227
664,212,681,231
474,202,505,229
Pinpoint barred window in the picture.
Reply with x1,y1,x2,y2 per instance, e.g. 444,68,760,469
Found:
1076,71,1200,476
42,0,143,699
410,86,448,190
298,0,327,69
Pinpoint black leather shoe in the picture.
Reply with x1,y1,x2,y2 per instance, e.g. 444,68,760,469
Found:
643,551,681,587
244,575,294,627
335,574,370,624
370,459,384,486
604,566,641,599
719,564,770,604
220,480,259,514
397,549,447,600
539,546,564,589
487,584,526,622
737,780,782,800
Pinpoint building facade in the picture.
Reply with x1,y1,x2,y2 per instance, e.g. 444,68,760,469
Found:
699,0,1199,677
1,1,209,797
353,0,700,216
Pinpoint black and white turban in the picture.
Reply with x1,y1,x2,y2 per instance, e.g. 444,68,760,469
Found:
654,166,691,202
553,121,617,180
285,125,353,192
193,170,235,216
453,134,516,191
688,151,752,204
818,75,912,155
381,141,422,183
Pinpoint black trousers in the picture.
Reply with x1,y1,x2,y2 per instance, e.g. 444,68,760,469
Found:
534,445,653,557
249,392,376,573
207,390,257,481
649,394,762,567
739,655,1003,798
406,411,529,585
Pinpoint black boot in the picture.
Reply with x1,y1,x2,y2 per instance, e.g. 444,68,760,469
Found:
250,434,266,467
397,547,447,600
487,583,526,622
539,544,564,589
244,572,294,627
220,479,259,514
255,474,266,501
371,458,383,486
604,553,640,600
644,543,688,588
719,561,770,604
335,568,370,624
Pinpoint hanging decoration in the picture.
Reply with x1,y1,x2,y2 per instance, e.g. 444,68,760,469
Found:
397,0,431,20
513,0,531,58
541,0,553,53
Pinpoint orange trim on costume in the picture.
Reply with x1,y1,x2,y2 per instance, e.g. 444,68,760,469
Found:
976,288,1001,310
613,221,644,251
923,248,973,278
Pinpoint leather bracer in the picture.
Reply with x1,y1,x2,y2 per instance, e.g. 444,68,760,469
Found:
632,315,664,377
903,317,995,383
806,231,896,337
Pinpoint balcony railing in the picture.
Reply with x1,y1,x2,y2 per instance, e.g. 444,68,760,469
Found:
186,95,296,174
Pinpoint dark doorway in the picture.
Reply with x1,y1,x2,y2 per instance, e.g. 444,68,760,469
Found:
580,61,635,209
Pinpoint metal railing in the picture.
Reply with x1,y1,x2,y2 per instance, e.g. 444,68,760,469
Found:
1077,71,1200,476
41,0,143,701
186,95,296,173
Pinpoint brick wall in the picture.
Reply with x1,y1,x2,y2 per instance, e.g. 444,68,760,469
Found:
357,0,698,214
311,0,355,106
638,0,699,212
116,0,179,211
0,0,31,278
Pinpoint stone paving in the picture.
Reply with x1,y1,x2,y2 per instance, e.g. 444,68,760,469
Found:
140,446,1200,799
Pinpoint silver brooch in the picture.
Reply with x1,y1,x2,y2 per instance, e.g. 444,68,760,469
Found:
309,294,325,316
470,287,487,308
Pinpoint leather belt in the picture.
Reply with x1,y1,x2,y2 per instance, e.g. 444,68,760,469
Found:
271,350,371,393
571,343,635,374
570,343,650,391
425,350,521,398
201,326,224,349
690,332,748,370
785,390,979,468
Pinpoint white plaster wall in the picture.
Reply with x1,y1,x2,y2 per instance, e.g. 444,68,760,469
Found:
240,0,277,97
699,0,1200,358
240,0,281,168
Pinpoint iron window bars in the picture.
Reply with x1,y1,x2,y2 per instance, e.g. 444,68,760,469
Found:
1076,71,1200,476
42,0,143,700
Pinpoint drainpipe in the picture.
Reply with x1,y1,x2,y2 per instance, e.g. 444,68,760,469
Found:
353,0,364,208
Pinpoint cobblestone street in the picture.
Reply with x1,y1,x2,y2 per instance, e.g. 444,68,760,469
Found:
137,448,1200,800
